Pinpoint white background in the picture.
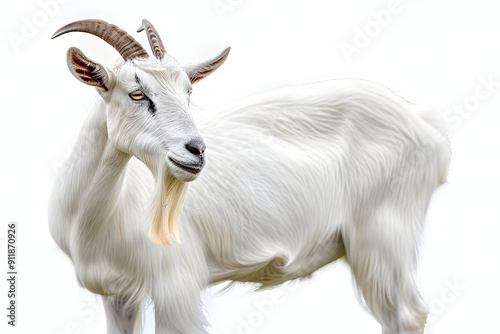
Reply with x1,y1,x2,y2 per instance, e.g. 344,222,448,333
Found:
1,0,500,333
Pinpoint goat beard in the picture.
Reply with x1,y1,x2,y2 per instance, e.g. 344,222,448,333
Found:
148,165,189,246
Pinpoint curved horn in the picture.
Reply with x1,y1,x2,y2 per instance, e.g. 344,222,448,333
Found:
137,19,166,60
52,19,149,60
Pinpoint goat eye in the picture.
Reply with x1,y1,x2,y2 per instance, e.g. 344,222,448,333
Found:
129,90,145,100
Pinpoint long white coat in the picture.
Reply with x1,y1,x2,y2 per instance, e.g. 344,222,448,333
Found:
50,77,449,333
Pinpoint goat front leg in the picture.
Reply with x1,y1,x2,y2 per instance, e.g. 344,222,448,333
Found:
103,296,143,334
151,273,208,334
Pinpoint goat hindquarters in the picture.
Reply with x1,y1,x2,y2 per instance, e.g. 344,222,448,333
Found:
345,163,441,333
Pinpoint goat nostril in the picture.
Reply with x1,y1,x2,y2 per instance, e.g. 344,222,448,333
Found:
185,141,206,156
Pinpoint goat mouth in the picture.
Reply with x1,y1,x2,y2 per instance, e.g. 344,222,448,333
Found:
169,157,202,174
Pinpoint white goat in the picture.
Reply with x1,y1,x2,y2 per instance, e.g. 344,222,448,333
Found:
49,19,449,334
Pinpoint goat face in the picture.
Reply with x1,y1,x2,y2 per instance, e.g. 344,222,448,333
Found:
106,58,206,182
53,19,230,182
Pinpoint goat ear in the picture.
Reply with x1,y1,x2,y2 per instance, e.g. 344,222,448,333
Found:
184,47,230,84
66,47,112,91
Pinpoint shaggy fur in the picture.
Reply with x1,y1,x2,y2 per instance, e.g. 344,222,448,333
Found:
49,25,449,334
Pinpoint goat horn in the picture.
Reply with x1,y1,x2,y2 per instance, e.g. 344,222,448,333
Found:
137,19,166,60
52,19,149,60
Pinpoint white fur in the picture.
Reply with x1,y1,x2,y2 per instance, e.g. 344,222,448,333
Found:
49,51,449,334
